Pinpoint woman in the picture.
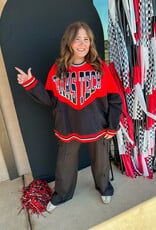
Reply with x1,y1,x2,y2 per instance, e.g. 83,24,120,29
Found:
15,21,122,212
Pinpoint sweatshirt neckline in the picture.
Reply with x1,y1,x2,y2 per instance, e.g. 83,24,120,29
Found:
71,61,86,67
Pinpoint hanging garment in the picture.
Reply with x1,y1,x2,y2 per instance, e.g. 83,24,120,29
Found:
108,0,131,93
139,0,155,95
109,62,134,148
109,62,142,178
121,0,136,44
108,0,156,179
148,90,156,128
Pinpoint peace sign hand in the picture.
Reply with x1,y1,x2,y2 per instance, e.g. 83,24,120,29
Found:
15,67,32,85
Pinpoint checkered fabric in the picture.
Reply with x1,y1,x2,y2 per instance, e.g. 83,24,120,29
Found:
139,0,155,94
120,116,128,154
136,103,144,120
142,137,148,157
108,12,122,78
139,0,153,38
125,89,135,118
138,126,145,150
126,88,144,119
150,124,155,140
107,0,155,178
108,11,130,92
144,40,155,95
147,156,153,172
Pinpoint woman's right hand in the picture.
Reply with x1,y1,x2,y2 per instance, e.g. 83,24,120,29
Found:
15,67,32,85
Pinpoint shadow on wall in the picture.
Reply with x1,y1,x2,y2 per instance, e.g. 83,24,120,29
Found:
0,0,104,182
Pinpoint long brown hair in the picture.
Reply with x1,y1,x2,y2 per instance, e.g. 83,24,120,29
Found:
56,21,103,78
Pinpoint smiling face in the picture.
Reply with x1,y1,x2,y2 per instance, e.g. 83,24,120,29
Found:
71,28,90,64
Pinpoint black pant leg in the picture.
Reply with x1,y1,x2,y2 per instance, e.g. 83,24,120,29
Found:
88,137,114,196
51,140,81,205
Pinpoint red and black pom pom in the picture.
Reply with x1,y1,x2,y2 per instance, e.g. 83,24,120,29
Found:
19,179,52,216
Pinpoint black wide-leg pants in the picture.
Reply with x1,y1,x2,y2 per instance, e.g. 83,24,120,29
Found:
51,137,114,205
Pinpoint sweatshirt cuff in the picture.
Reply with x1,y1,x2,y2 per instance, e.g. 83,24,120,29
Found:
22,76,38,90
106,129,118,136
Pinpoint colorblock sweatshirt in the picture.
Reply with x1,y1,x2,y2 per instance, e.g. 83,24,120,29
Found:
22,61,122,142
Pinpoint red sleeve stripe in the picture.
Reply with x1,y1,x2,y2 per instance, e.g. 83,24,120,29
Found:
25,79,38,90
22,76,35,87
106,129,117,136
22,76,38,90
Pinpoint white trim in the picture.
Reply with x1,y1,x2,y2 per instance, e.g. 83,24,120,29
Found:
71,61,86,67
